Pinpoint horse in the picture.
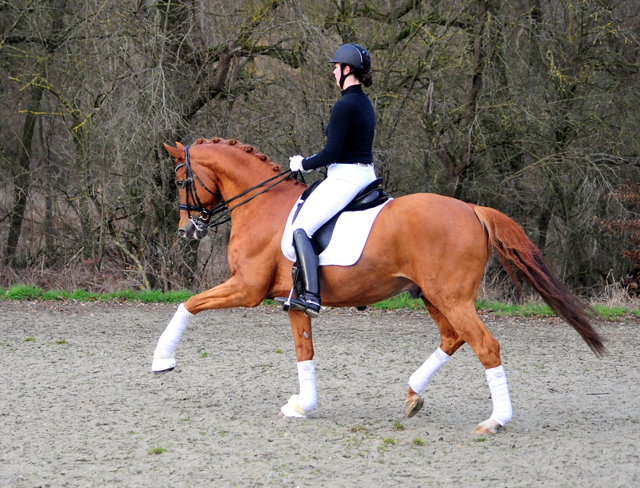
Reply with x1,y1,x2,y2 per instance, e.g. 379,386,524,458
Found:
152,137,604,434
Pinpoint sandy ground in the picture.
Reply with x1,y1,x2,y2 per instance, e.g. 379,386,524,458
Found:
1,300,639,487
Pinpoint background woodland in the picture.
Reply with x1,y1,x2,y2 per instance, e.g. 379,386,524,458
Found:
1,0,639,298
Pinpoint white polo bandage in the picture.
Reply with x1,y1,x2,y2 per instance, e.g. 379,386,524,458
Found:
296,360,317,413
408,347,452,394
486,365,513,426
154,303,194,358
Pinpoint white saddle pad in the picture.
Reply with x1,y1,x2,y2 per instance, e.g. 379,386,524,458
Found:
281,198,392,267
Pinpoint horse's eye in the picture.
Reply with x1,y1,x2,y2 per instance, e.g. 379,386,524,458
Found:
176,180,186,189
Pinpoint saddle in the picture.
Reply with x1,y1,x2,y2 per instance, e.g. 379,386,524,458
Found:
291,177,389,255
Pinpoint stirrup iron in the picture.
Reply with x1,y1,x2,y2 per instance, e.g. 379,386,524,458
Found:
274,285,296,312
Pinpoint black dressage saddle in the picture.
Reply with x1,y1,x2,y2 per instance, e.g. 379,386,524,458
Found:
291,177,390,255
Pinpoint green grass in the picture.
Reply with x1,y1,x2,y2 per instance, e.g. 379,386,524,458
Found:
368,293,640,320
1,285,192,304
592,304,640,321
475,300,640,321
475,300,554,317
369,293,424,311
2,286,639,321
349,424,369,434
148,447,167,455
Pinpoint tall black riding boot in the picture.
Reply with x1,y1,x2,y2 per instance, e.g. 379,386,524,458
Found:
286,229,321,317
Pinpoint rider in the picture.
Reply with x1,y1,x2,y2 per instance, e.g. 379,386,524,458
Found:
284,43,378,317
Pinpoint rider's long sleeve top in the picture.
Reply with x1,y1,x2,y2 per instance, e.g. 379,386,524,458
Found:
301,85,375,171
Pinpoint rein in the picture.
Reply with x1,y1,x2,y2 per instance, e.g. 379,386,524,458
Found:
176,145,294,231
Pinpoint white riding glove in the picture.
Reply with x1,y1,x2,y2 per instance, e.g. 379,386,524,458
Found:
289,155,308,174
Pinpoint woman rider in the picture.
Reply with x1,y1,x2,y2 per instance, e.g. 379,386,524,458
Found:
282,43,378,318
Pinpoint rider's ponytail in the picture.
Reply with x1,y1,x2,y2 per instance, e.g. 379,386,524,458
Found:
355,69,373,88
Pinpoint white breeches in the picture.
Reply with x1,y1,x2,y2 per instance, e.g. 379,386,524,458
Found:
287,163,377,241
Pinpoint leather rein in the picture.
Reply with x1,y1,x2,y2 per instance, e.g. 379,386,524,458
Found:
175,145,294,231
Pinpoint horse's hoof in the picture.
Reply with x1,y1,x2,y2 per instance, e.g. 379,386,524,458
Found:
152,354,176,372
405,394,424,418
473,419,501,435
279,395,307,419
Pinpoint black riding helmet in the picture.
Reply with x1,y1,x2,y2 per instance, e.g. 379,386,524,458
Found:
330,44,371,88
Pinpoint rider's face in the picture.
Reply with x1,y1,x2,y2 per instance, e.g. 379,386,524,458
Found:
334,63,351,87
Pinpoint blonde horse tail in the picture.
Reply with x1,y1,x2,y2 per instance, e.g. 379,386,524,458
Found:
471,204,605,356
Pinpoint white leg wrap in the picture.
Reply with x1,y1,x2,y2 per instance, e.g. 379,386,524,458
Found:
154,303,194,358
296,360,317,413
486,365,513,426
408,347,452,394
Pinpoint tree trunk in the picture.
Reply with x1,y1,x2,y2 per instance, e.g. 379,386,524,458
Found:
451,0,489,200
5,82,43,264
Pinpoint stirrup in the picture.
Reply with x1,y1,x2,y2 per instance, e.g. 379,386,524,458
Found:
274,284,296,312
274,296,320,318
290,297,320,318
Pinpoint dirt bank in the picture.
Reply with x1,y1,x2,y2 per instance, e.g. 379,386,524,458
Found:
1,301,639,487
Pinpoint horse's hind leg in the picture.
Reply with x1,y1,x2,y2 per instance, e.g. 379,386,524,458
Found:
405,300,465,417
443,304,513,434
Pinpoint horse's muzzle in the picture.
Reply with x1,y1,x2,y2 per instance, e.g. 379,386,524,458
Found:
178,221,208,240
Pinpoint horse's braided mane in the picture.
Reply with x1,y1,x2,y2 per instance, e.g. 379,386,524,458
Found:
192,138,282,173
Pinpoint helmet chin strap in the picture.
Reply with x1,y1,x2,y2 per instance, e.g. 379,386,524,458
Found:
339,63,350,89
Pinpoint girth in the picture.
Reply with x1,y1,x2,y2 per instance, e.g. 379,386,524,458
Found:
291,178,389,255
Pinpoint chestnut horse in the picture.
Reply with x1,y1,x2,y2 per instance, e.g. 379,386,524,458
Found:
153,137,604,434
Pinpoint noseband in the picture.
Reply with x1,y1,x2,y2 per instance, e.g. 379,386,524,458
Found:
175,145,293,232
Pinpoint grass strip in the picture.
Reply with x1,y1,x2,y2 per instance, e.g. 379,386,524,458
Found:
1,284,192,304
1,286,638,320
475,300,553,317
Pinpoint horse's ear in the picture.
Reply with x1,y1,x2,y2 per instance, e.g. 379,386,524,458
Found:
175,141,186,150
164,143,184,160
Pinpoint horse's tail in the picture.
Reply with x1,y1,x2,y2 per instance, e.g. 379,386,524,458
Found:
471,204,605,356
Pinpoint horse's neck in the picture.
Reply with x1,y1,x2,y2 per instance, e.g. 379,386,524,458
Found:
215,161,302,227
216,164,277,203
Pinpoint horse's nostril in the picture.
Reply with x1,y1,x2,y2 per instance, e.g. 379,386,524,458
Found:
178,229,187,238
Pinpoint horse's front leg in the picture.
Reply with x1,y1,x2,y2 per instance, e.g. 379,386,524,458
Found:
279,310,317,418
152,276,260,372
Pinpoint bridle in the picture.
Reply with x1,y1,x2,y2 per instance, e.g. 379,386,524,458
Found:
175,145,294,232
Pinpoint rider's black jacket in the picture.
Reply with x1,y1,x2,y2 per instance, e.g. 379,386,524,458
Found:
302,85,375,171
